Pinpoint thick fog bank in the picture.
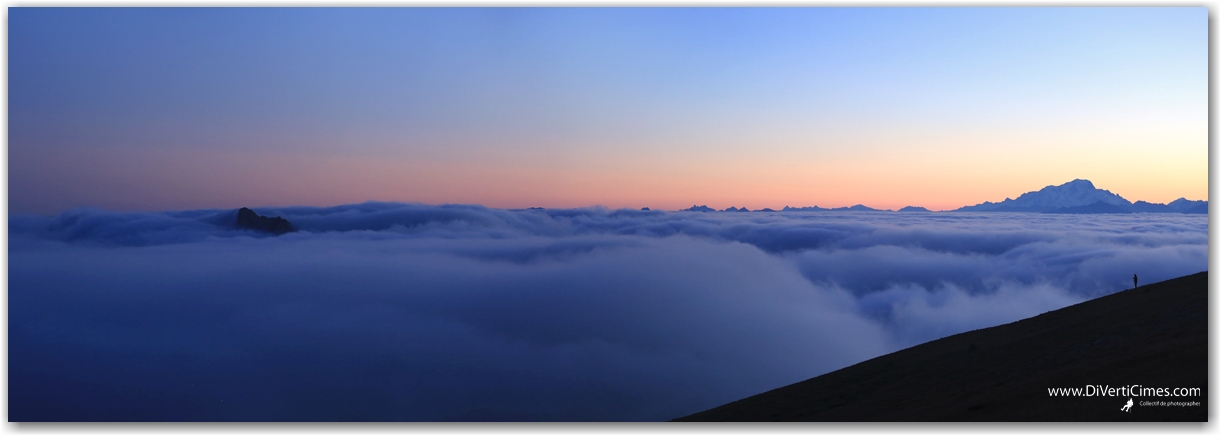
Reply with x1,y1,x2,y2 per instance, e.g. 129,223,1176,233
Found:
10,203,1207,420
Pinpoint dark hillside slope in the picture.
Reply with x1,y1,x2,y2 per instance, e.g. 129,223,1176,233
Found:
676,272,1207,422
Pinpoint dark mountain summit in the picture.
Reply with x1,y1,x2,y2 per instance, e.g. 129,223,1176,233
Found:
675,272,1206,422
235,207,296,235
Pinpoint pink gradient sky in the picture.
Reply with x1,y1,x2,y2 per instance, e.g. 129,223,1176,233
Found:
9,8,1208,214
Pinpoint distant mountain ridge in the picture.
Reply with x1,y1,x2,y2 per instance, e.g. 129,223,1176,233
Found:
677,179,1204,214
778,204,881,212
955,179,1206,214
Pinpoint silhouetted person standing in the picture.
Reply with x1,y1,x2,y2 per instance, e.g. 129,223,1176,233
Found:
1134,274,1138,289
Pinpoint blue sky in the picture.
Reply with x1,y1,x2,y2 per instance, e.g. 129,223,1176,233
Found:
9,7,1207,213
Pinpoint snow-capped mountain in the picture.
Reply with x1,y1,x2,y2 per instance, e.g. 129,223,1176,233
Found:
957,179,1129,212
956,179,1205,214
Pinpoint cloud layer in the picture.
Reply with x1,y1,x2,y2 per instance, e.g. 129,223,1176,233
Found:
9,203,1208,421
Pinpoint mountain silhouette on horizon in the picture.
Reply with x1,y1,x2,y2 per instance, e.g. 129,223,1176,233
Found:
781,204,884,212
235,207,296,235
676,179,1202,214
955,179,1206,214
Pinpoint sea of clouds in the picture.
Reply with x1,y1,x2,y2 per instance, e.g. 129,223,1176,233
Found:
9,203,1208,421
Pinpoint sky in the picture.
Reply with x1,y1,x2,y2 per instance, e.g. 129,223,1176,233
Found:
8,7,1209,214
5,6,1212,424
9,204,1207,421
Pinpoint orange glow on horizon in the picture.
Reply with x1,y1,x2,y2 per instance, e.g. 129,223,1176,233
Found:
10,142,1206,215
